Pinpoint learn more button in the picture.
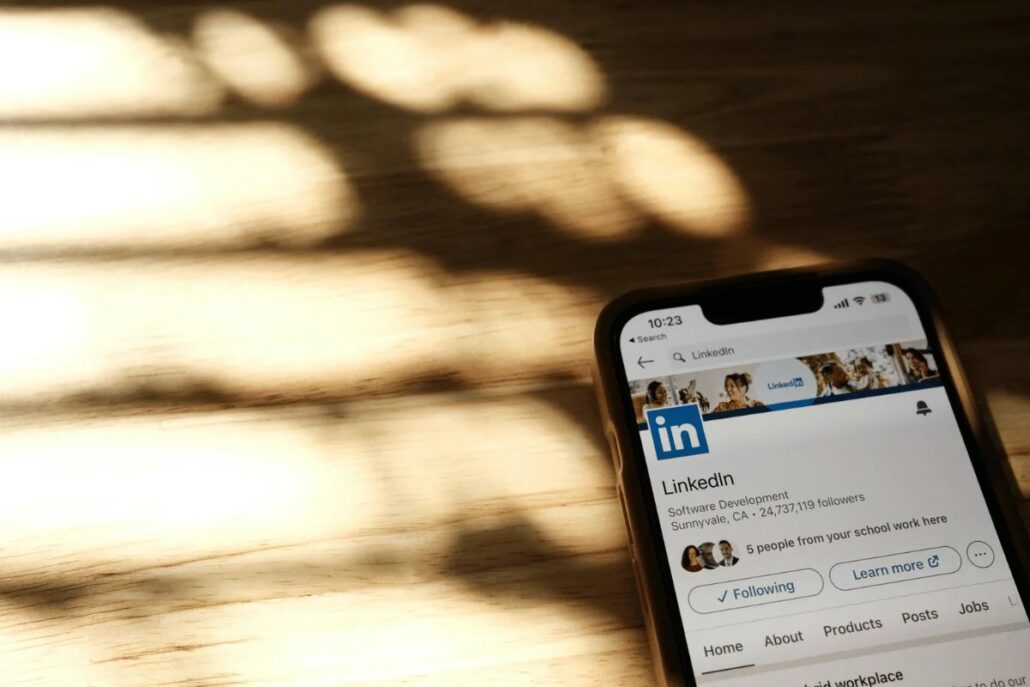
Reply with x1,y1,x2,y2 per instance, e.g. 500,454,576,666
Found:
830,546,961,591
688,569,824,614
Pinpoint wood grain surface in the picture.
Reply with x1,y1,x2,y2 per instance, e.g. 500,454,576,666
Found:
0,1,1027,685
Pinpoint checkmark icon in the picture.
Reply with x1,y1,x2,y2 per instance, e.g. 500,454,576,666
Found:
717,590,728,603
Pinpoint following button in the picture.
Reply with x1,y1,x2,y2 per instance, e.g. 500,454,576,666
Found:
688,569,823,614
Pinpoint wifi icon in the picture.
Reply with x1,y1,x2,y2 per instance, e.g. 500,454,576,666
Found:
853,296,866,306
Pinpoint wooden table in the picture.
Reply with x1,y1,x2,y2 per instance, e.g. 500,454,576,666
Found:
1,2,1026,684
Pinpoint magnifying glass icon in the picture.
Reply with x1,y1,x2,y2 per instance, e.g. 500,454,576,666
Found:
673,352,687,363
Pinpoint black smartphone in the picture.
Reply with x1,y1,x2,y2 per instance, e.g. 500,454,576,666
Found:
593,261,1029,686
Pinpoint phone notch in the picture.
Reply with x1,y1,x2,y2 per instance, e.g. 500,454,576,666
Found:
699,274,824,325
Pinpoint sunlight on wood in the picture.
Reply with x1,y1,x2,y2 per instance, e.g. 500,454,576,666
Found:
310,4,605,113
0,392,633,685
460,19,605,113
0,621,108,687
334,645,653,687
417,117,640,238
162,581,640,686
0,414,350,552
312,4,473,112
753,243,833,271
0,576,644,687
417,115,752,239
193,8,316,108
0,256,595,404
0,393,614,562
594,116,751,238
0,8,222,118
0,125,354,249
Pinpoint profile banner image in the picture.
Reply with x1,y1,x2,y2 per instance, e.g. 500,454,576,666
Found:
646,404,710,459
631,338,941,429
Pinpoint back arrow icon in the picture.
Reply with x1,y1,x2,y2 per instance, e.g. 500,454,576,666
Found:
637,356,654,368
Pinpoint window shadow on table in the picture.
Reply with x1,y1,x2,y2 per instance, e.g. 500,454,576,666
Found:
1,1,1028,684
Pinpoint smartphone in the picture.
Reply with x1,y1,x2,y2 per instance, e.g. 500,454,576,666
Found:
593,261,1029,686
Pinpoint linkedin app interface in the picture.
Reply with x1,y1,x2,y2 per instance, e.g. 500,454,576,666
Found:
618,282,1028,686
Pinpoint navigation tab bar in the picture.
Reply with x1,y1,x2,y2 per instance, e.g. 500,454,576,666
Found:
685,578,1025,679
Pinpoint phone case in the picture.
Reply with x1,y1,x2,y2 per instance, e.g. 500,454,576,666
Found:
592,260,1029,687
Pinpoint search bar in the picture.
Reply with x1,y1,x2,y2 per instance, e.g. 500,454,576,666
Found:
667,315,912,370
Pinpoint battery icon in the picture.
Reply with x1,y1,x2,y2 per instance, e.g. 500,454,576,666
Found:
872,293,890,303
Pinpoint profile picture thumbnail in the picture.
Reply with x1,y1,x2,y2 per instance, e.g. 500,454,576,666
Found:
681,539,739,573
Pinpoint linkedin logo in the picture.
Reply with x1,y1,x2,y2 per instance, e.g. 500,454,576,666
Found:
767,376,805,390
647,404,710,459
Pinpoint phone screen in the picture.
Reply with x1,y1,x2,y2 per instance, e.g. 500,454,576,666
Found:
616,280,1029,685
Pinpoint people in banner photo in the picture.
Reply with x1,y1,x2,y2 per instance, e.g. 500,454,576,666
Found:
712,372,765,412
819,361,858,396
677,379,711,413
851,356,881,391
903,348,939,381
642,380,671,412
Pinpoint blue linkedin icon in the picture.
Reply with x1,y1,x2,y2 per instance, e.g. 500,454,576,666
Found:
646,404,710,459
